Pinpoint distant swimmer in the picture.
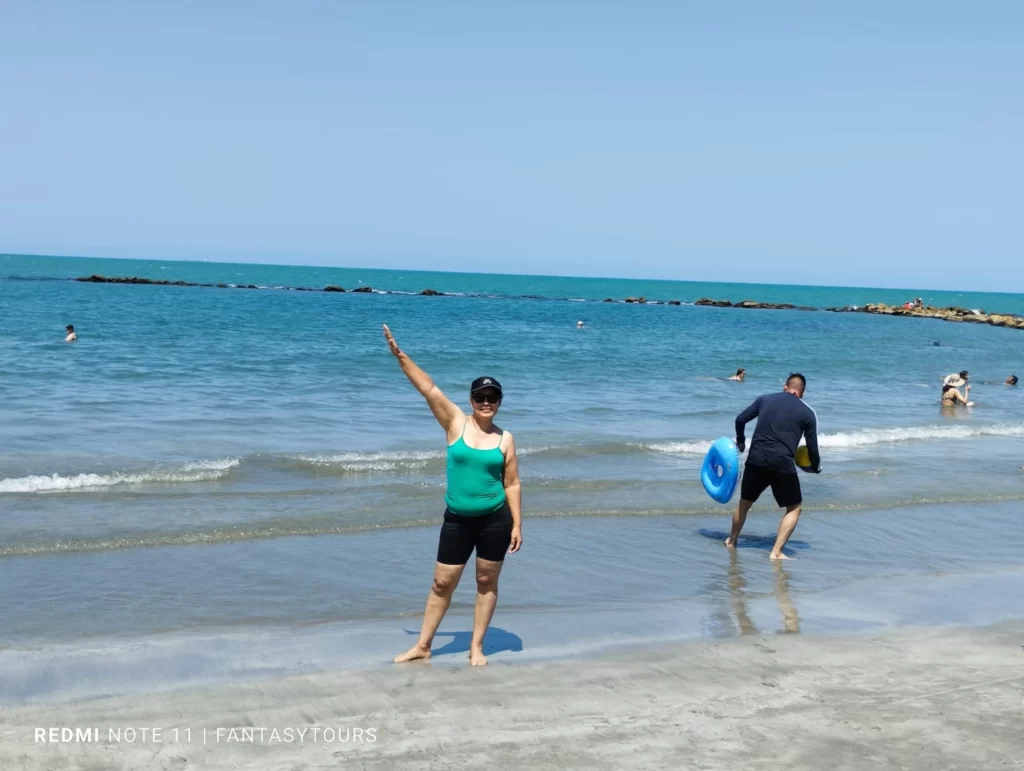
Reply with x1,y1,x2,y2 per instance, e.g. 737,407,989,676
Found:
64,324,77,342
943,370,969,387
576,320,585,329
726,373,820,561
728,368,746,382
933,341,940,347
383,324,522,667
941,383,971,407
1007,375,1018,386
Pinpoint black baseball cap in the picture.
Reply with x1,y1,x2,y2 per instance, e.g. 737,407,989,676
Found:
470,377,502,396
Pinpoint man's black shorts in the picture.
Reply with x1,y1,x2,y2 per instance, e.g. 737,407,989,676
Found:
740,463,802,507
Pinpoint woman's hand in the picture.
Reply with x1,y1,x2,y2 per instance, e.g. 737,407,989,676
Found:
509,526,523,553
382,324,401,357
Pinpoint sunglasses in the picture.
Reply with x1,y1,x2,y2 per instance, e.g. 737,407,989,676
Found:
472,391,501,404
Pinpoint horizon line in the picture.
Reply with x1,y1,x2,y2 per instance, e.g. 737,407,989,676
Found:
2,249,1019,297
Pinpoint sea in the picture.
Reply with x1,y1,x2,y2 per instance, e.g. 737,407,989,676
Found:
2,252,1023,703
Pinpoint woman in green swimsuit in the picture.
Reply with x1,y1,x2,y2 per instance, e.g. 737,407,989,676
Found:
383,325,523,667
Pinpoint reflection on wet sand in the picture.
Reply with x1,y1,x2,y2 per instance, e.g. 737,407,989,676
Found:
727,550,800,635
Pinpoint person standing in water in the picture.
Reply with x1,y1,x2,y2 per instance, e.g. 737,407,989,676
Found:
728,368,746,381
726,373,820,560
65,324,77,342
383,324,522,667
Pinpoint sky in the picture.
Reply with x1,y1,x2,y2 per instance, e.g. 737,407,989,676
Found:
2,1,1022,290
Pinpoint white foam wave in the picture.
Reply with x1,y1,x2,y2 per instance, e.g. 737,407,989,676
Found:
642,423,1024,456
295,451,440,471
0,459,240,494
642,441,710,456
819,423,1024,448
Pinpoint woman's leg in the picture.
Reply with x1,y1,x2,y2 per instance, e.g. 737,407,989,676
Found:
469,505,514,666
394,562,466,663
395,513,475,663
470,558,504,666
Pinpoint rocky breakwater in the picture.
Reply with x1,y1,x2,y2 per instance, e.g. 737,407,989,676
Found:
825,303,1024,330
694,298,817,311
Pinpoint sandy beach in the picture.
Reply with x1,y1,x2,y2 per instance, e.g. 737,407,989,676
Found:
2,620,1021,771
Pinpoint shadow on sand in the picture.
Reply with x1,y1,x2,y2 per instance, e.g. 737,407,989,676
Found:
403,627,524,658
697,528,811,555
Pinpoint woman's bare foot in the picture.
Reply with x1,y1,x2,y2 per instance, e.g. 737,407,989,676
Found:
769,552,792,561
469,647,488,667
394,643,432,663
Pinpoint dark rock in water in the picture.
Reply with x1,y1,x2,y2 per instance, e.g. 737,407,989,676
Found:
796,306,818,311
667,300,682,306
736,300,797,310
351,286,373,293
420,288,441,296
217,283,228,288
324,285,345,292
77,274,107,282
603,298,614,302
624,296,647,304
695,298,732,307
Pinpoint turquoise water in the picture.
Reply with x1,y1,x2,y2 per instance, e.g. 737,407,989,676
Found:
2,253,1024,699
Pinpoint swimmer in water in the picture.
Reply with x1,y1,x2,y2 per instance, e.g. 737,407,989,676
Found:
1007,375,1018,386
577,320,584,329
728,368,746,382
943,370,969,388
65,324,77,342
941,383,970,406
383,324,522,667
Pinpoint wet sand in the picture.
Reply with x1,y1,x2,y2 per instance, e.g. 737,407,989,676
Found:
3,620,1022,771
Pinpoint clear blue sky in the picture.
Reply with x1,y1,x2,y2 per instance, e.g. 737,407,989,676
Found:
2,1,1022,290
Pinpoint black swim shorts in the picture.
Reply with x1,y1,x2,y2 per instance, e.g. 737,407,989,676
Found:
740,463,802,508
436,502,513,565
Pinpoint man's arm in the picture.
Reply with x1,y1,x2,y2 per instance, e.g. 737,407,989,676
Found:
734,396,763,453
804,410,821,473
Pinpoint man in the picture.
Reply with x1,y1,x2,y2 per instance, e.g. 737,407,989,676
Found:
728,368,746,381
65,324,77,342
726,373,820,560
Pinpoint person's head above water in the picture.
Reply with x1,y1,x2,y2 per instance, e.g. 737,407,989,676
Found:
469,376,502,421
576,320,584,328
1008,375,1019,385
66,324,74,332
784,373,807,398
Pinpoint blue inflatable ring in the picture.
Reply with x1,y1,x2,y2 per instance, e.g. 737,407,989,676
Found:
701,437,740,504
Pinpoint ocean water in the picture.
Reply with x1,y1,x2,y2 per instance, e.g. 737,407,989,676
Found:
2,253,1024,701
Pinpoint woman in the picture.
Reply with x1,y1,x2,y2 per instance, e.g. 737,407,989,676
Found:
383,324,522,667
728,368,746,381
941,383,970,407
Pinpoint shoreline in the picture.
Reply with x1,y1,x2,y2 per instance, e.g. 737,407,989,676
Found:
3,619,1022,770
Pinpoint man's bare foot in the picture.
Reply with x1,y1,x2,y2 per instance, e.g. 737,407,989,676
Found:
769,552,792,561
725,536,737,548
469,647,488,667
394,643,431,663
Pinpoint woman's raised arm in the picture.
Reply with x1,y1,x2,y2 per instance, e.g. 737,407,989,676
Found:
383,324,462,432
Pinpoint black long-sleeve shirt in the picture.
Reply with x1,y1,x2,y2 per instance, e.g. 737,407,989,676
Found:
735,391,820,473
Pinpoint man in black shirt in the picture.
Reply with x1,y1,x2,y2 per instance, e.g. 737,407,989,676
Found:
726,373,821,560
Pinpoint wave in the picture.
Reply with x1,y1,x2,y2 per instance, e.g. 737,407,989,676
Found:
291,451,440,472
642,422,1024,455
0,459,240,494
818,423,1024,448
